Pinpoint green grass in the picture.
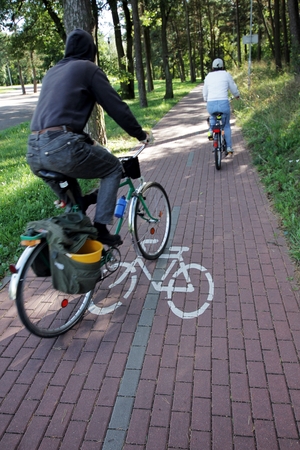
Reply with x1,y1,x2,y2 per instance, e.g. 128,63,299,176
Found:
233,63,300,264
0,79,199,279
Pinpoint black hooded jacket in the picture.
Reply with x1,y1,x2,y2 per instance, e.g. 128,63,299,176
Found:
30,29,146,141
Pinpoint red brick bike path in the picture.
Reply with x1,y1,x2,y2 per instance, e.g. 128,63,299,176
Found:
0,85,300,449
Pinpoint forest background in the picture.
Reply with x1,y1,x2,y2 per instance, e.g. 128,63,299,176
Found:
0,0,300,280
0,0,299,105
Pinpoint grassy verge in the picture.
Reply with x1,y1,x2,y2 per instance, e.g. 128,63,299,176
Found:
0,79,199,279
232,63,300,264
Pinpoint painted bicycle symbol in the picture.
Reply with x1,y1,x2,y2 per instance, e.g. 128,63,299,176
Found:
89,245,214,319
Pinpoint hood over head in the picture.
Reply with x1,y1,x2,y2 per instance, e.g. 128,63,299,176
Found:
64,28,97,61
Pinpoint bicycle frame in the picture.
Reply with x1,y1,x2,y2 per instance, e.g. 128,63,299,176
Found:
115,144,160,237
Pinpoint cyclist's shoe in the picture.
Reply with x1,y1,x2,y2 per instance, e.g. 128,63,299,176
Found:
98,233,123,247
227,147,234,154
94,222,123,247
208,131,213,141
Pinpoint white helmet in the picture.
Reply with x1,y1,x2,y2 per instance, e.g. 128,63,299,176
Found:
212,58,224,69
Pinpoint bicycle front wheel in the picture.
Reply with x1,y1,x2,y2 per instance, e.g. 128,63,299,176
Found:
132,181,171,260
214,133,222,170
15,241,93,338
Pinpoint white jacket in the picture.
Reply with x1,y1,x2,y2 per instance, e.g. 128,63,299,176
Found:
203,70,239,102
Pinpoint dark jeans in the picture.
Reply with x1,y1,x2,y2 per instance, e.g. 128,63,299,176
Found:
27,130,123,224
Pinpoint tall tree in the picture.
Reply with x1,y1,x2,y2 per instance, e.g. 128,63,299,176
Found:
160,0,173,99
107,0,132,98
287,0,300,74
41,0,66,42
183,0,195,81
131,0,148,106
122,0,135,98
274,0,282,69
140,0,154,92
281,0,289,64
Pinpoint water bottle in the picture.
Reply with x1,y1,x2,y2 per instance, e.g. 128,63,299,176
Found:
114,195,127,218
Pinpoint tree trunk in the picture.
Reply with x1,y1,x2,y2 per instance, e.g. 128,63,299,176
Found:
184,0,195,82
131,0,148,107
18,62,26,94
30,51,38,93
257,0,275,57
160,0,173,99
205,0,214,60
62,0,95,34
141,0,154,92
287,0,300,74
274,0,282,69
122,0,135,99
144,25,154,91
196,0,205,81
91,0,99,61
108,0,131,99
62,0,106,145
281,0,290,64
171,20,185,81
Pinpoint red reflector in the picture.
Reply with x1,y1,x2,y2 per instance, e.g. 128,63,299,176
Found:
150,227,155,235
61,299,69,308
213,142,218,147
9,264,18,274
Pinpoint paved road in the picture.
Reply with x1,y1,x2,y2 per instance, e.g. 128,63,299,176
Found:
0,86,300,449
0,87,39,130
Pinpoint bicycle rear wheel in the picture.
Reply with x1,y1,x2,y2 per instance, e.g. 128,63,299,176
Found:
132,181,171,260
214,132,222,170
15,241,93,338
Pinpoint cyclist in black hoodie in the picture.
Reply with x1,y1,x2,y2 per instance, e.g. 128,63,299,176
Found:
27,28,150,246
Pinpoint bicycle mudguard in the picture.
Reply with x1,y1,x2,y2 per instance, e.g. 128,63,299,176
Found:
8,245,36,300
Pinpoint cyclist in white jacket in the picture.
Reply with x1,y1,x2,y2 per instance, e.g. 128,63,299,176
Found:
203,58,239,154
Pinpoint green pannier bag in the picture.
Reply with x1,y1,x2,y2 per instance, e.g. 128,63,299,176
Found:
24,212,102,294
50,249,101,294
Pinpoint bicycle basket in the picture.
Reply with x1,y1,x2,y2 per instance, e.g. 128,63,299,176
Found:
120,156,141,179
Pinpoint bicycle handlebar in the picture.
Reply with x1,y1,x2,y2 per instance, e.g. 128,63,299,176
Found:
126,130,153,158
133,143,147,158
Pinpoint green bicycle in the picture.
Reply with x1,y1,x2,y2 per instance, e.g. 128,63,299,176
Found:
9,144,171,338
